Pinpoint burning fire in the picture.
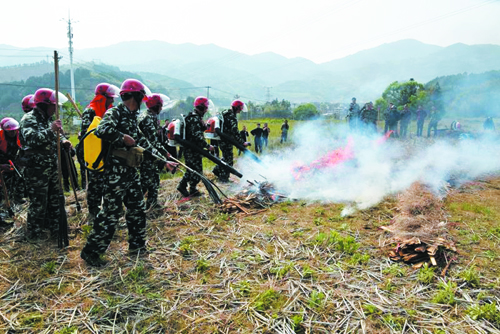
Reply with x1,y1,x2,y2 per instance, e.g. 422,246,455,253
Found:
292,131,393,180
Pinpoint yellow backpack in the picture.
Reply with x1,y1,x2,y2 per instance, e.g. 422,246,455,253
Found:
81,116,108,172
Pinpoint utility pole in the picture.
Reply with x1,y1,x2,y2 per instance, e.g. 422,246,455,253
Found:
265,87,272,102
206,86,211,100
64,12,77,100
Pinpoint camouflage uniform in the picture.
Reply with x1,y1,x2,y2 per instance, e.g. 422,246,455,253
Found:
399,107,412,138
347,102,360,129
427,109,440,137
0,129,24,218
213,109,244,181
361,105,378,132
178,111,209,194
19,108,64,237
81,103,149,258
138,109,168,209
79,107,106,217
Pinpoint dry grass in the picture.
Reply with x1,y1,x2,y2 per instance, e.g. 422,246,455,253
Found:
1,175,500,333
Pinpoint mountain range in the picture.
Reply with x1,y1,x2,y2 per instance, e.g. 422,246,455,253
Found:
1,39,500,103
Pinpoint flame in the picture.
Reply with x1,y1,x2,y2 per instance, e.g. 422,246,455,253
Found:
292,132,393,180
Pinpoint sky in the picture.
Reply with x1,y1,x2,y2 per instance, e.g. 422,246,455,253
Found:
1,0,500,63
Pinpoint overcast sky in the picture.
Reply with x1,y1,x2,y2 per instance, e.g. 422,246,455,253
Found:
2,0,500,63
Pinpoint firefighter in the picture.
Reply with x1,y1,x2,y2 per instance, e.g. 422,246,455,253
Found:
139,93,172,209
81,79,176,266
212,99,249,182
19,88,72,241
361,102,377,132
347,97,360,130
80,83,120,219
177,96,214,197
0,118,25,222
21,94,35,113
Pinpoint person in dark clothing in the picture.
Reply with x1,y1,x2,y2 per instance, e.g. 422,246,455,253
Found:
399,104,411,138
280,120,289,143
81,79,176,266
427,106,440,138
250,123,264,153
79,83,120,219
176,96,214,197
386,105,400,137
415,105,427,137
239,125,249,156
262,123,270,149
212,100,249,182
483,117,495,132
19,88,73,241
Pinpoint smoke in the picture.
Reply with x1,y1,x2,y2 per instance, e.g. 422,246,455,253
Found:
235,121,500,214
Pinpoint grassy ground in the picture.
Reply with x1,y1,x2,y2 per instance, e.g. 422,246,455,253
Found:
2,119,498,333
1,174,499,332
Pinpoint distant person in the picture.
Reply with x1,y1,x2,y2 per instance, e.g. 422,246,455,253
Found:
280,119,290,143
483,117,495,132
262,123,270,149
399,104,411,138
162,120,177,159
415,105,427,137
239,125,249,156
250,123,264,153
384,103,394,134
427,106,440,137
361,102,377,132
347,97,360,130
386,104,400,137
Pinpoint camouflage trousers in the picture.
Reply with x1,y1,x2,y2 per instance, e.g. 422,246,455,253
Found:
24,155,60,235
212,143,233,181
178,149,203,192
140,159,160,208
86,170,106,217
82,163,146,256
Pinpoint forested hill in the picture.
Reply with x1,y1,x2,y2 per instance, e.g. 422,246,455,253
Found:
0,63,192,119
426,70,500,117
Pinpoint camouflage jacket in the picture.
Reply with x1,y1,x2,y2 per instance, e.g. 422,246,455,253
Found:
80,107,96,138
348,102,360,118
221,109,244,145
95,103,155,165
184,111,209,150
0,131,20,164
19,108,65,164
361,108,378,123
138,109,168,160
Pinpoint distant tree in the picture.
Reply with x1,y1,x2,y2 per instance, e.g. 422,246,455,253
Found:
263,99,292,118
293,103,319,120
381,79,424,107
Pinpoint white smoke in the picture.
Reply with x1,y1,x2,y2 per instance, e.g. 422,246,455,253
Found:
235,121,500,213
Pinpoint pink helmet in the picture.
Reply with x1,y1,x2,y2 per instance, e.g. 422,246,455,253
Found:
194,96,209,109
2,118,20,131
456,122,461,130
146,93,170,110
231,99,247,112
95,83,120,98
22,94,35,112
120,79,151,98
33,88,68,105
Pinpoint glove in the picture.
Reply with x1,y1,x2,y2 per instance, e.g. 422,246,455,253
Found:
165,161,179,174
62,140,72,149
0,164,13,172
243,142,250,147
51,120,63,132
208,145,215,152
123,134,136,147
